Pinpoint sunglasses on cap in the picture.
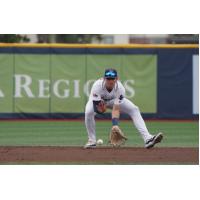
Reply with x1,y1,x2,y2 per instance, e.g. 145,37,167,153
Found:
104,70,117,78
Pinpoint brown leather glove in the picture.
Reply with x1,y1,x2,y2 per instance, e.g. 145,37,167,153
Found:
109,126,127,147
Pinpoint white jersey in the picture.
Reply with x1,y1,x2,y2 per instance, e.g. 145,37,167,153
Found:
89,78,125,104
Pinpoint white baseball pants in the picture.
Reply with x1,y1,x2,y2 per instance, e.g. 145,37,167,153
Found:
85,98,153,143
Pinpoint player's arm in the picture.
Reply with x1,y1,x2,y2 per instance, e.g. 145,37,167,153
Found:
90,81,106,114
110,102,127,146
93,100,106,114
92,91,106,114
112,84,125,126
109,82,128,146
112,102,120,119
112,100,120,126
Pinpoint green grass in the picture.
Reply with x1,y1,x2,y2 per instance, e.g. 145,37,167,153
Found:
0,120,198,147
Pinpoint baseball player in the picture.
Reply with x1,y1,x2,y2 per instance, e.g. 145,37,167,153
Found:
84,68,163,148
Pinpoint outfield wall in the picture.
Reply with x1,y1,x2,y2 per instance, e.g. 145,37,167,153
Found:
0,44,199,119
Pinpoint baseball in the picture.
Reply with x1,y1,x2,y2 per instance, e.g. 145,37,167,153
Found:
97,139,103,145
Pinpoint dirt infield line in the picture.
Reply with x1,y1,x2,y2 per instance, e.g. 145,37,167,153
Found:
0,147,198,164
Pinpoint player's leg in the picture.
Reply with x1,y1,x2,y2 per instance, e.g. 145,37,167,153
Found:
84,100,97,148
119,98,152,142
119,98,163,148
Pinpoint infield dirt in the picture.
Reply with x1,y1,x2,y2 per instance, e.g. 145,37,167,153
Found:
0,147,198,164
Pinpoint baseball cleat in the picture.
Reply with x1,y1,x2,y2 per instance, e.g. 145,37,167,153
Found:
145,132,163,149
84,140,96,149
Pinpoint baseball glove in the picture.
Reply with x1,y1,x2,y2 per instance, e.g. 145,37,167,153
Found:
109,126,127,147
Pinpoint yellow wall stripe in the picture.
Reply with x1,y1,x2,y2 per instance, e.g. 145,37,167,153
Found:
0,43,198,49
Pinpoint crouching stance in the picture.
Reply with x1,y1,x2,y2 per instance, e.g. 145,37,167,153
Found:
84,69,163,149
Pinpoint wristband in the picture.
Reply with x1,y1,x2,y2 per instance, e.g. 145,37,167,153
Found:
112,118,119,126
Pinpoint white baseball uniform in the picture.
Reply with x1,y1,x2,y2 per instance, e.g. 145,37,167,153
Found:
85,78,153,143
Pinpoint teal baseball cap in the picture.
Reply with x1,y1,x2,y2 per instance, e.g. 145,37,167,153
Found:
104,69,118,79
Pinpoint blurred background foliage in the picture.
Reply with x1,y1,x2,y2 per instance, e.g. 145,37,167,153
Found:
0,34,198,44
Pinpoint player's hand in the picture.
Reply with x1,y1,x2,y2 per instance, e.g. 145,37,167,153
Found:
112,125,119,131
96,101,107,113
